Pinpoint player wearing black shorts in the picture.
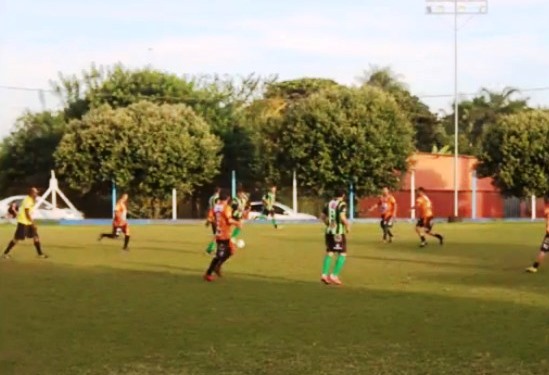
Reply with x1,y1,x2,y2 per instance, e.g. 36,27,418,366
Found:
526,197,549,273
2,187,48,259
320,189,350,285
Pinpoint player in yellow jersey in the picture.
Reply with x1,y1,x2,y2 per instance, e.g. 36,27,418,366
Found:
2,187,48,259
526,197,549,273
98,193,131,250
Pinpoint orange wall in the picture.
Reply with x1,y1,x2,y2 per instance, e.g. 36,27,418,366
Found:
359,153,506,219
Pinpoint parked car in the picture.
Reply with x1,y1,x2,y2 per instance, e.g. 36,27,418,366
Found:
0,195,84,221
247,201,317,221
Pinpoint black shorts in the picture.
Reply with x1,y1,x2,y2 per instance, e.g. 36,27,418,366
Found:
262,208,275,217
380,217,394,228
14,223,37,240
216,239,233,258
540,234,549,253
416,217,434,231
325,234,347,253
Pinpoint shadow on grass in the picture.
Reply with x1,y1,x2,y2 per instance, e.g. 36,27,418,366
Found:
1,262,549,375
351,254,496,272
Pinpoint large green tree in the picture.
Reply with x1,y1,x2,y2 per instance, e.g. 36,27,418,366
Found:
0,111,67,194
477,110,549,197
54,101,222,216
444,87,529,154
258,85,415,196
359,66,446,152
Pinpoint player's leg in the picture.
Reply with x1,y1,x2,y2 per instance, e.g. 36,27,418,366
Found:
122,225,130,250
30,225,47,258
99,225,117,240
425,218,444,245
204,240,228,281
206,223,217,254
386,218,394,242
321,234,335,284
416,220,427,247
270,209,278,229
380,219,388,241
330,235,347,285
526,235,549,273
215,241,234,277
2,224,24,258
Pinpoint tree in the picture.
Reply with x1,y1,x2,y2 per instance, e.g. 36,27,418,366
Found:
259,85,415,197
0,111,67,194
359,66,447,152
477,110,549,197
54,101,222,217
444,87,529,154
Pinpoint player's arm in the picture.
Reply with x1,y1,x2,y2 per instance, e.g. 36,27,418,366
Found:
367,199,380,212
320,205,329,225
340,204,350,233
225,207,241,228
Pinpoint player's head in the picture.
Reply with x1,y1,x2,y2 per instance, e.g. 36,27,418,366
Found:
382,187,389,196
29,187,39,199
334,188,346,200
417,187,425,196
120,193,129,203
218,190,230,202
214,186,221,194
270,185,277,193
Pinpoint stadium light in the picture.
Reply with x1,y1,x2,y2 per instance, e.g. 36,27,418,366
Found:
426,0,487,218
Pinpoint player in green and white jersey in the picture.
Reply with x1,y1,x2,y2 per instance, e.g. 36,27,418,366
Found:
205,187,220,254
258,185,278,229
231,185,250,240
320,189,350,285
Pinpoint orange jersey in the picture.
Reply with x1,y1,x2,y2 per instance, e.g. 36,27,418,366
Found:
416,195,433,219
212,202,233,240
378,195,396,218
545,207,549,234
113,200,128,226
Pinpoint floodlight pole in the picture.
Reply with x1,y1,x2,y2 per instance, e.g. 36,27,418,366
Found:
426,0,487,218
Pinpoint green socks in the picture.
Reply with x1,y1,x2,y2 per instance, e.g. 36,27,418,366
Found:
271,218,278,229
322,254,333,275
332,254,347,276
206,241,216,254
232,227,241,238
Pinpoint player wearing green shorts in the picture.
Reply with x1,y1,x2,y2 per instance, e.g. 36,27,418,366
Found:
320,189,350,285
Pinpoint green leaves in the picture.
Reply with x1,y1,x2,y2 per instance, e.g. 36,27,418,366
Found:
54,101,222,201
477,110,549,197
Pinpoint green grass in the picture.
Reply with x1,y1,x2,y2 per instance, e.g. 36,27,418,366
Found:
1,222,549,375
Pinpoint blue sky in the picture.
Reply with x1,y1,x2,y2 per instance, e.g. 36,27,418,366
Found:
1,0,548,137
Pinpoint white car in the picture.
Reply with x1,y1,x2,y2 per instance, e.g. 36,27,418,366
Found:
0,195,84,221
247,201,317,221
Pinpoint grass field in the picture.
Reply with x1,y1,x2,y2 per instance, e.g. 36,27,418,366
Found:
1,221,549,375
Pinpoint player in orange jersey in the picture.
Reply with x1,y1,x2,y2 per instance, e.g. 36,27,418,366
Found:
369,187,397,243
526,197,549,273
98,193,131,251
204,190,241,281
411,187,444,247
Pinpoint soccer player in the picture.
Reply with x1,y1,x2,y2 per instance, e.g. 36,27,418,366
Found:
205,187,221,254
2,187,48,259
231,186,249,241
368,187,397,243
411,187,444,247
204,191,241,281
98,193,131,251
7,202,18,219
526,197,549,273
258,185,278,229
320,189,350,285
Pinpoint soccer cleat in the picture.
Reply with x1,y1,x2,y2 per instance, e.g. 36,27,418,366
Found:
1,254,11,260
321,275,331,285
329,275,343,285
37,254,49,259
97,234,103,242
203,274,215,282
419,241,427,248
388,237,393,243
526,266,538,273
439,236,444,245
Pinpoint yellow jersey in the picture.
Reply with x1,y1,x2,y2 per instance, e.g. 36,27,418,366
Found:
17,196,35,225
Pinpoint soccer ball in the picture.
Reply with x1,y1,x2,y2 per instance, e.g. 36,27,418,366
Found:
236,239,246,249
